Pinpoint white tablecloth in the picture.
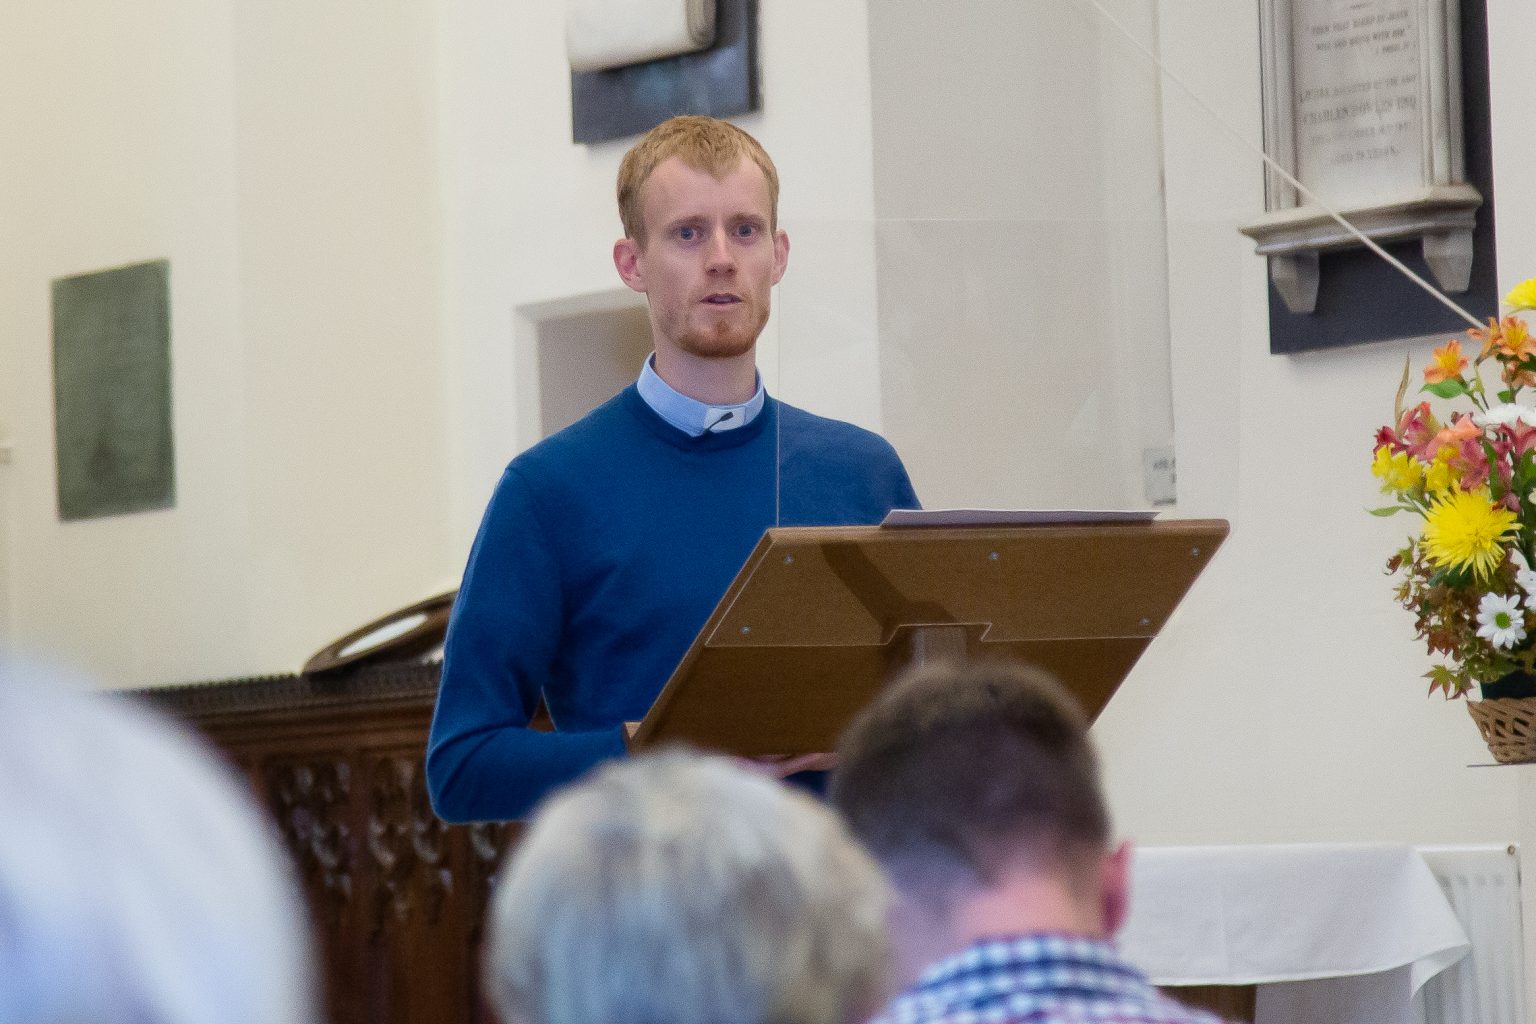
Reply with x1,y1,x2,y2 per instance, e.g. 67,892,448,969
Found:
1119,845,1470,1024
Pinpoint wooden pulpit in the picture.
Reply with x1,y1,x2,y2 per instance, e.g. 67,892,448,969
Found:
630,517,1230,753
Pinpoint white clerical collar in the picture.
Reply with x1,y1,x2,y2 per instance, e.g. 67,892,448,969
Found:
636,355,765,437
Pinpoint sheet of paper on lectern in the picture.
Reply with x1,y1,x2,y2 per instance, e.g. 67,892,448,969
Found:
881,508,1160,528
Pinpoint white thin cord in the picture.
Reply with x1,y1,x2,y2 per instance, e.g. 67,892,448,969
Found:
1079,0,1487,331
771,295,782,528
776,400,783,527
774,345,782,529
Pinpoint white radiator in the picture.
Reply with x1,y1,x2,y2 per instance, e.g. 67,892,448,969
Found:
1416,845,1525,1024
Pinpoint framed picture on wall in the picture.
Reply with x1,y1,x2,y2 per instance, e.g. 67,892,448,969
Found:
52,259,176,521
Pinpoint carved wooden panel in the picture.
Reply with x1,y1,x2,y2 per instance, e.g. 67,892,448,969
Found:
133,663,500,1024
368,754,450,936
271,758,354,927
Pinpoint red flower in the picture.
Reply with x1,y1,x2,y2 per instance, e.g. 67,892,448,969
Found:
1457,437,1492,490
1500,422,1536,459
1394,402,1442,461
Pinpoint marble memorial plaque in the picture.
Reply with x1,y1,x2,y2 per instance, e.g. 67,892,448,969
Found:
1293,0,1423,207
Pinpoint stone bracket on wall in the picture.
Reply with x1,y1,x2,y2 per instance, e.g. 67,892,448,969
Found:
1240,184,1482,313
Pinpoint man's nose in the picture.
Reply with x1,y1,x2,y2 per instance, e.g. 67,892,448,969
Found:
705,231,735,272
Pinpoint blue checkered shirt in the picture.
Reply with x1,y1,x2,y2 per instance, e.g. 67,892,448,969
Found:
872,934,1230,1024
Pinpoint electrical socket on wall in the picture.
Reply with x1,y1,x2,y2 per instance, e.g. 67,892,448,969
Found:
1143,446,1176,506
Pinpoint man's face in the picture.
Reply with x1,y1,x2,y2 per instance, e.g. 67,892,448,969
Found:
614,156,790,361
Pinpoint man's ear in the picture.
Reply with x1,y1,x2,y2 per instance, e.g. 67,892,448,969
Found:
614,237,646,293
1100,840,1132,937
771,228,790,286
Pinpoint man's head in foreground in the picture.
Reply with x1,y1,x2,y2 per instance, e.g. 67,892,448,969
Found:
831,658,1129,986
484,748,890,1024
613,116,790,378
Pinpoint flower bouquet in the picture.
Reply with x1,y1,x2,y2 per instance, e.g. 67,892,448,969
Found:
1370,277,1536,721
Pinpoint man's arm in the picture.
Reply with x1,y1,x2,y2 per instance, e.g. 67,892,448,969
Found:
426,468,626,823
884,436,921,512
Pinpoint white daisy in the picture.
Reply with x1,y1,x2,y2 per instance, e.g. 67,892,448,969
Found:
1477,592,1528,650
1518,567,1536,598
1475,404,1536,428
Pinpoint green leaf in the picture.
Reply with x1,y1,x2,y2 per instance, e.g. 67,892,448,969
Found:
1425,664,1458,698
1427,566,1468,588
1422,379,1470,399
1481,438,1505,500
1513,452,1536,494
1500,390,1516,403
1367,505,1406,517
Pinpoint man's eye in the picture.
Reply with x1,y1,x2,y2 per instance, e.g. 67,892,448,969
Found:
677,226,698,241
735,224,758,237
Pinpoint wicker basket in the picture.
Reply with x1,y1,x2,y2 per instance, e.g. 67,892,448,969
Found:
1467,697,1536,764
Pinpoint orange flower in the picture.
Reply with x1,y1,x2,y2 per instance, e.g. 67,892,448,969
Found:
1470,318,1504,361
1432,413,1481,449
1500,316,1536,362
1424,339,1467,383
1496,319,1536,389
1470,316,1536,388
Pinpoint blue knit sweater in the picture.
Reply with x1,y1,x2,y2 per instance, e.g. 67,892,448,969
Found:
427,385,919,822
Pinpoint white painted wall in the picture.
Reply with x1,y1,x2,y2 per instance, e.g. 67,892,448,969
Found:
0,0,449,686
0,440,11,645
0,0,252,686
1092,0,1526,845
864,0,1175,510
231,0,450,673
535,304,653,437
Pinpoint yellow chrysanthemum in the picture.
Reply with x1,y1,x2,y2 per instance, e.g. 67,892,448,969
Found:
1371,446,1423,492
1422,488,1519,580
1507,276,1536,313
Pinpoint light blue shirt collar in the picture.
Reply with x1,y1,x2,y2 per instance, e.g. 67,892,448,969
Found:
636,355,765,437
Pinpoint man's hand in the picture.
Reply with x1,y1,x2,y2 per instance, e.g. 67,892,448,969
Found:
623,724,834,778
736,753,839,779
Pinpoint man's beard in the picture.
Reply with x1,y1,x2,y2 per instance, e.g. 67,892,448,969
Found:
671,306,766,359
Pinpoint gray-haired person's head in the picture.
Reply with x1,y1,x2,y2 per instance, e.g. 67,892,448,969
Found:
485,749,891,1024
0,653,319,1024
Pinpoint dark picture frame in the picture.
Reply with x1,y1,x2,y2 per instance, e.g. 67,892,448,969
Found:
52,259,176,521
570,0,758,145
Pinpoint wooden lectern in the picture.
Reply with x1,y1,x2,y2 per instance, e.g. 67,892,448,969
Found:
630,518,1229,755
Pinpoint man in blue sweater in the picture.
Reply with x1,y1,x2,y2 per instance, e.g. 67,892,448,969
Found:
427,116,918,822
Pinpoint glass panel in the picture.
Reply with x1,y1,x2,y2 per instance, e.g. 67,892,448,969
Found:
770,0,1177,515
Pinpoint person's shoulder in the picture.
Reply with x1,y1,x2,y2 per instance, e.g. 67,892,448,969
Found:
506,387,640,478
778,402,903,461
776,401,919,512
